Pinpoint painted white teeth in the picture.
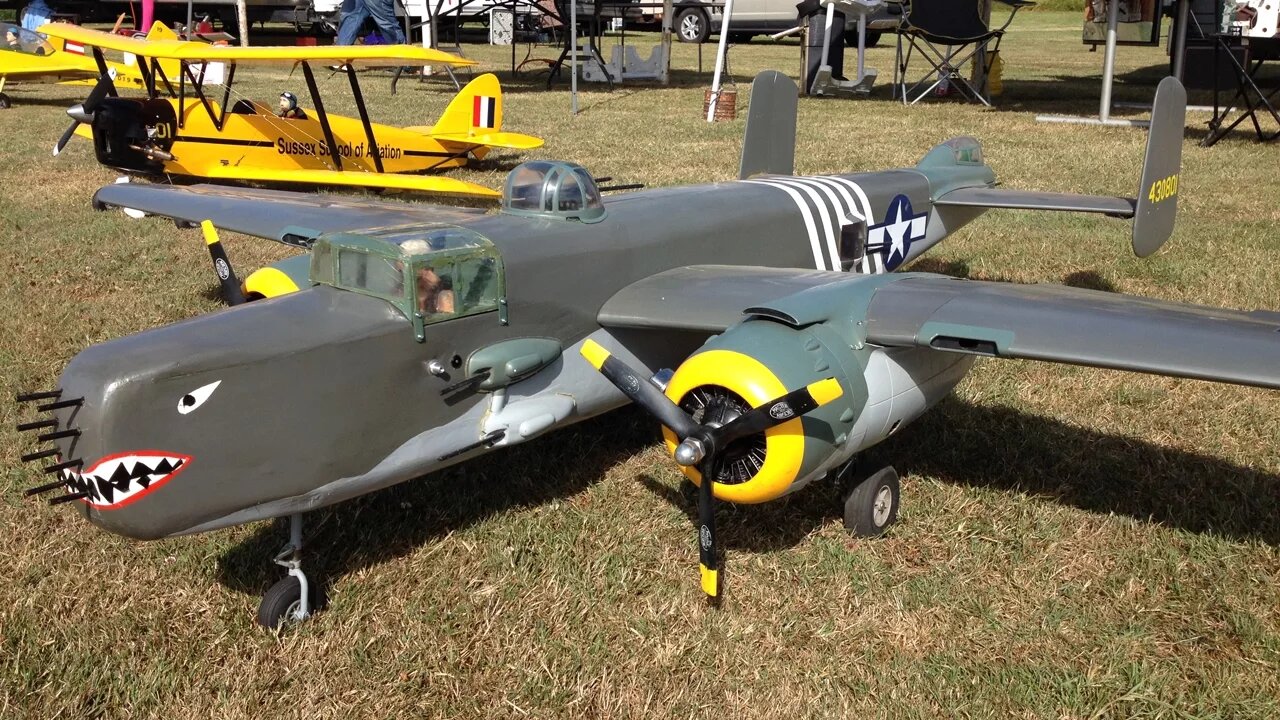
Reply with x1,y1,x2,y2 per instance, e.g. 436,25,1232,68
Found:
61,454,187,507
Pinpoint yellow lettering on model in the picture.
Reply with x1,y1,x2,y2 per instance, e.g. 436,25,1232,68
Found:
1147,174,1179,204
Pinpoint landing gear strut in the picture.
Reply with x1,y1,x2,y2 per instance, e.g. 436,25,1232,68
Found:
839,462,900,537
257,513,322,629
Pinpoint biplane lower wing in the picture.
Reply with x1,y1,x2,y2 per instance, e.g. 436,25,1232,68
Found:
597,266,1280,391
92,183,485,244
200,165,501,199
419,130,545,151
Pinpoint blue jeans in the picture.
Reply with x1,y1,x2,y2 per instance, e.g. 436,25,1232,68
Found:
21,0,53,32
336,0,406,46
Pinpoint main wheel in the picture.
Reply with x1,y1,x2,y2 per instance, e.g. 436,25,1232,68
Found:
256,575,323,629
675,7,710,43
843,466,899,537
0,93,11,110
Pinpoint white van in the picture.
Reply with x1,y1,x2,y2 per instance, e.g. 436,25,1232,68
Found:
668,0,901,44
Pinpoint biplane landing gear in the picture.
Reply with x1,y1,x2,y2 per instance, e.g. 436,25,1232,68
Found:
257,513,323,629
839,461,900,537
0,93,11,110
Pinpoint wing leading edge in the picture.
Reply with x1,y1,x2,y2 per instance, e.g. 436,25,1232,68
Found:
864,275,1280,390
92,183,485,244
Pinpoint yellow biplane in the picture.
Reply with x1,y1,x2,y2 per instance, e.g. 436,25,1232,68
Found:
0,21,181,109
41,24,544,198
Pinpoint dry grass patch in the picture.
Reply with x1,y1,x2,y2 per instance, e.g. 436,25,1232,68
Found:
1,10,1279,719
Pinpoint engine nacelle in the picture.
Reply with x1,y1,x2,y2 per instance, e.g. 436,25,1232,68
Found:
92,98,177,173
662,317,872,504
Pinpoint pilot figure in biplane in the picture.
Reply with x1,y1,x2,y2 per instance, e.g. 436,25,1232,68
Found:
277,91,306,119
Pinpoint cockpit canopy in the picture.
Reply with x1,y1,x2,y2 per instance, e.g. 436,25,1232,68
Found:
310,224,505,341
2,23,53,56
501,160,606,223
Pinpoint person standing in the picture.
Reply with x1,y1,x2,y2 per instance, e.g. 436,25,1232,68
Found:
21,0,55,32
336,0,406,46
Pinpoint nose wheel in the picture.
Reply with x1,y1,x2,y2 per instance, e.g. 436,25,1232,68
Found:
257,513,324,629
0,93,11,110
841,463,900,537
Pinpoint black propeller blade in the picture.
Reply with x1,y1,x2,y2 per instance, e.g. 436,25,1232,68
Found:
580,340,843,601
580,340,698,440
200,221,247,305
53,72,116,157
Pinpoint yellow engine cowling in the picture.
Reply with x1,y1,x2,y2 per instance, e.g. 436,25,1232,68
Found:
661,318,870,504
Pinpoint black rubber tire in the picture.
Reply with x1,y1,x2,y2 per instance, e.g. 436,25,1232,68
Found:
675,7,710,43
0,93,10,110
256,575,323,629
728,32,754,44
843,466,900,538
845,29,882,48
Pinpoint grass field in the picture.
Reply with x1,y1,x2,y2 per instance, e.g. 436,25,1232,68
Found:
2,11,1279,719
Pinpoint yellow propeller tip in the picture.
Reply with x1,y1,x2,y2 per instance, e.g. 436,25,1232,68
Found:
200,220,220,247
700,565,719,598
807,377,844,406
579,339,610,370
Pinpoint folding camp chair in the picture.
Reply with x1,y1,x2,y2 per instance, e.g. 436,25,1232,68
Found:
893,0,1033,106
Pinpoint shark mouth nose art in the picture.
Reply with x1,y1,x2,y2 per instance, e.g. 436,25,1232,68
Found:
61,452,192,509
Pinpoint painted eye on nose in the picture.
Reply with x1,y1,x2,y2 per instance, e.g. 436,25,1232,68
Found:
178,381,221,415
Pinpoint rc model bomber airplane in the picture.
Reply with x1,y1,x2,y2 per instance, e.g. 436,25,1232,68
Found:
0,21,181,109
40,23,543,199
17,71,1280,629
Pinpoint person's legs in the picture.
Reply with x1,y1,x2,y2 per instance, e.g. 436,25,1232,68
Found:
336,0,370,45
21,0,54,32
363,0,406,44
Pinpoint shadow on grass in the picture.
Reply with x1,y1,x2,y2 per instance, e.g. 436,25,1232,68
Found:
665,396,1280,555
215,405,660,596
219,385,1280,600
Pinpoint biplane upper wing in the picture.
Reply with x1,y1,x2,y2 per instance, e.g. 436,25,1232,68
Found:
598,266,1280,390
93,183,486,245
37,23,475,67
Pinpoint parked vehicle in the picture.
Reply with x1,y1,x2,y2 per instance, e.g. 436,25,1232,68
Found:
669,0,901,44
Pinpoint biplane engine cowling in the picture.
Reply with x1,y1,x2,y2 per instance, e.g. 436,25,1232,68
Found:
92,97,177,172
661,317,870,504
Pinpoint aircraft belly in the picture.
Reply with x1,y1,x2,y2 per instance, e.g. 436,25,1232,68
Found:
849,347,974,452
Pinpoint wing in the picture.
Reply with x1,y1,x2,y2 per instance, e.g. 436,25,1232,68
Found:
598,266,1280,391
93,183,486,245
36,23,474,67
597,265,856,333
863,275,1280,390
0,52,95,78
199,165,500,199
427,131,545,151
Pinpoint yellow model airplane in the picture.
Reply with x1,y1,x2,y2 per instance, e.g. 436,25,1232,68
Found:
0,21,181,109
42,24,544,199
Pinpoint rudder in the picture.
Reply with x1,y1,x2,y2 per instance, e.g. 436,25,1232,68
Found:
432,73,503,136
1132,76,1187,258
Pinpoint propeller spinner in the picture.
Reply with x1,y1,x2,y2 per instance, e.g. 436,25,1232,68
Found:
54,72,117,156
580,339,842,600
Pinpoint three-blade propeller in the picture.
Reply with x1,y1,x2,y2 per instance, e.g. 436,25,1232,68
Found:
53,72,117,157
580,339,842,600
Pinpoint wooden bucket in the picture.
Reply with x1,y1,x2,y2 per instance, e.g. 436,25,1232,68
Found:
703,87,737,122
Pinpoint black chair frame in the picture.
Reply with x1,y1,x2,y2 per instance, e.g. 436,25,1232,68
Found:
893,0,1033,106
